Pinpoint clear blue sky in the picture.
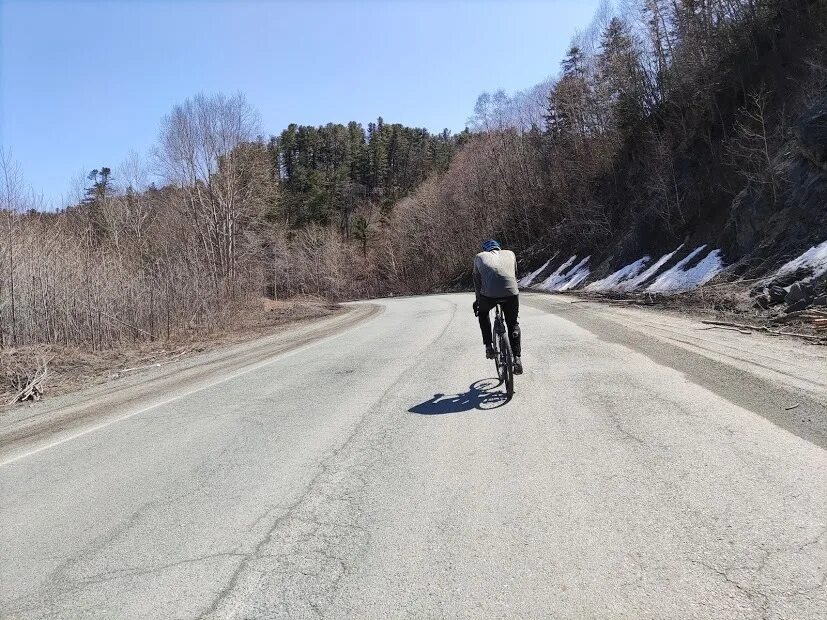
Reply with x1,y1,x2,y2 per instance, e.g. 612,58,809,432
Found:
1,0,601,205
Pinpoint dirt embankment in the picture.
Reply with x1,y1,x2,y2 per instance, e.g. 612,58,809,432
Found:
0,298,342,406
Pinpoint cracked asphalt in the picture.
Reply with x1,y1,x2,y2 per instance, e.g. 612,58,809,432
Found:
1,293,826,619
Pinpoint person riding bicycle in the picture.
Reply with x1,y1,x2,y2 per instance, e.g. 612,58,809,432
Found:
472,239,523,375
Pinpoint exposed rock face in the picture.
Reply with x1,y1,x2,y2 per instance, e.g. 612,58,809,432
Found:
796,100,827,172
722,97,827,274
724,186,774,257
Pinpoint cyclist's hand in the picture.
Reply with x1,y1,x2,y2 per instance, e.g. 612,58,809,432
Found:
472,301,479,317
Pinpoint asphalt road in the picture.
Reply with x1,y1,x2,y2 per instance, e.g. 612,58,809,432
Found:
1,293,825,619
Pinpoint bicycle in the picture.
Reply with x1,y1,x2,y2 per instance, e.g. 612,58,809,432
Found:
491,304,515,397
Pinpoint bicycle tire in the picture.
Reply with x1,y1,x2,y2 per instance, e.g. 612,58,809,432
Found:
492,315,503,382
500,332,514,396
494,346,503,381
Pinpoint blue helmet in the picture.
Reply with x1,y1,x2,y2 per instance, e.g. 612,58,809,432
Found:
481,239,501,252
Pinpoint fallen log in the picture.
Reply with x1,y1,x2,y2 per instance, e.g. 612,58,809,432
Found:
772,309,827,324
701,320,768,332
698,325,753,335
770,331,825,341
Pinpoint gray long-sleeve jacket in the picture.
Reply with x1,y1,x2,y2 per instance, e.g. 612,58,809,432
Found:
473,249,519,299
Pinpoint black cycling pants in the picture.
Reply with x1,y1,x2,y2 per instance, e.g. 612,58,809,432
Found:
478,294,521,357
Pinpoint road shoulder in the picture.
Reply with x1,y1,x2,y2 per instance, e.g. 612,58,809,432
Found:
0,303,382,465
524,293,827,450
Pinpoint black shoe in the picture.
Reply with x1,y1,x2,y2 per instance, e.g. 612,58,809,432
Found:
514,357,523,374
485,345,496,359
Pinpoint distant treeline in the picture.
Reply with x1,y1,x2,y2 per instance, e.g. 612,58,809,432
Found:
271,120,462,230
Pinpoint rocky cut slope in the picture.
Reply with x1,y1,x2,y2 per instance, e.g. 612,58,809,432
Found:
519,97,827,322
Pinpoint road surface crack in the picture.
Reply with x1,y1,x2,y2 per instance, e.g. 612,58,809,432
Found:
688,558,770,619
197,300,459,619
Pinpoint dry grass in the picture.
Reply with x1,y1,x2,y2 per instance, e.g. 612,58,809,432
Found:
0,298,342,405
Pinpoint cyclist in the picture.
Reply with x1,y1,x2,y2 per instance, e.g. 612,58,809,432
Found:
472,239,523,374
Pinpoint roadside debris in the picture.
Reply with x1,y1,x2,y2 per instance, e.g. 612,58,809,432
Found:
699,319,826,341
5,356,53,406
110,350,191,379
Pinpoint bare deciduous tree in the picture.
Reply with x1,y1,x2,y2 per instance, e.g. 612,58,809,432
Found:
728,87,785,204
156,92,265,299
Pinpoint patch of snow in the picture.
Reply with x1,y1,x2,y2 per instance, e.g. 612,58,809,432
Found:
535,255,576,289
618,245,683,291
646,247,724,293
585,256,651,292
773,238,827,282
518,257,553,288
559,257,591,290
539,256,591,291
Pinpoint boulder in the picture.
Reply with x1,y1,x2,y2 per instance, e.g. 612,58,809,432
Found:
785,282,813,305
786,299,811,313
768,285,787,304
813,295,827,307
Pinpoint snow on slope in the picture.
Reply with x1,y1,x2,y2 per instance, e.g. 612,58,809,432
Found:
772,239,827,282
518,257,553,288
558,257,591,291
520,244,726,294
619,246,683,291
585,256,651,292
534,256,575,289
647,247,724,292
537,256,591,291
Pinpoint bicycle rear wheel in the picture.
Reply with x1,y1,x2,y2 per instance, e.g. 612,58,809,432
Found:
492,323,503,382
499,332,514,397
494,347,503,381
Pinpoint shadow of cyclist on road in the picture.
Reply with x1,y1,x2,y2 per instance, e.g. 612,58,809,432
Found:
408,378,509,415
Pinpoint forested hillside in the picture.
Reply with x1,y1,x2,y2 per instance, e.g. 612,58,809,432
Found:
2,0,827,351
0,106,462,348
390,0,827,293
